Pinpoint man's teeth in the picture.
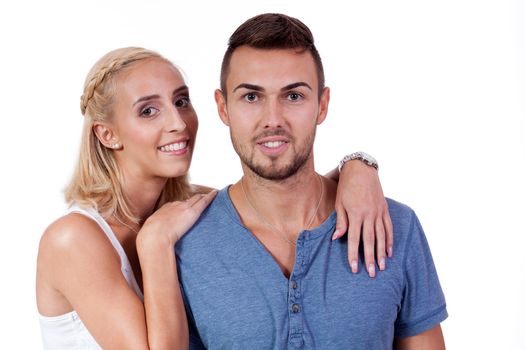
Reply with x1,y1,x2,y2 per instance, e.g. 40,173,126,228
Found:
160,141,187,152
263,141,285,148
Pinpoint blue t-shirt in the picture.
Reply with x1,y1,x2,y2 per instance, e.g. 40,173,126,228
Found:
176,187,447,349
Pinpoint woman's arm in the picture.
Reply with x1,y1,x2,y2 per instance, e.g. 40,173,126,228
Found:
36,191,216,349
37,215,151,349
137,191,217,349
326,157,393,278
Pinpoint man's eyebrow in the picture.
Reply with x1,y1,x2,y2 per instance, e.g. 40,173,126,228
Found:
132,85,189,106
233,83,264,92
281,82,312,91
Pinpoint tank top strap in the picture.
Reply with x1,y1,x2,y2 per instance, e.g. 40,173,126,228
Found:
67,205,144,301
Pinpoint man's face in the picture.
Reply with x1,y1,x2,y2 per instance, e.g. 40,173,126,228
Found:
216,46,329,180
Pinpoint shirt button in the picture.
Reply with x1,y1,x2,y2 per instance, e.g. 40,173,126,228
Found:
291,304,300,313
291,281,297,289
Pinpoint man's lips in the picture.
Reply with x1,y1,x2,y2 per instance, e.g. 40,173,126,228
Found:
258,139,288,149
255,136,290,154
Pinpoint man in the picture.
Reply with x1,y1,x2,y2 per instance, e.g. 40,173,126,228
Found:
176,13,447,349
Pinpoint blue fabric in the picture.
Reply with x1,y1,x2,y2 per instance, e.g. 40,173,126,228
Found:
176,187,447,349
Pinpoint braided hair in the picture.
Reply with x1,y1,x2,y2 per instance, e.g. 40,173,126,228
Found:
66,47,192,224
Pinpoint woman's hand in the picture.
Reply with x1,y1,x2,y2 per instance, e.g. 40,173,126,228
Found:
136,190,216,349
330,161,393,278
138,191,217,247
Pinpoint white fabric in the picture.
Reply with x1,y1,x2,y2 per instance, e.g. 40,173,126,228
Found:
39,205,143,349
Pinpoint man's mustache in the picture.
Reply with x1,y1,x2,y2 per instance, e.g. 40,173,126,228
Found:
252,129,292,142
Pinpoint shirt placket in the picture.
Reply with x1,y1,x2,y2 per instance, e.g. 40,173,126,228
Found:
288,235,307,348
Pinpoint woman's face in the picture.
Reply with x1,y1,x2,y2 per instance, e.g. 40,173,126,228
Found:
109,58,198,181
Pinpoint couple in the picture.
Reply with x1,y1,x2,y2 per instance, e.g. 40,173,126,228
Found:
36,13,446,349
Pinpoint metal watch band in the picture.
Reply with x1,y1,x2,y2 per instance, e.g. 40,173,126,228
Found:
338,152,379,172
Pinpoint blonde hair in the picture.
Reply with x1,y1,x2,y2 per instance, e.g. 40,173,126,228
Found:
65,47,192,224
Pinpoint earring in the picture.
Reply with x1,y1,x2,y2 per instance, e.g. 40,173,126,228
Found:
112,143,120,149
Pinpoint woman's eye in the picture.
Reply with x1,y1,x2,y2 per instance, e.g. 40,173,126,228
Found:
141,106,159,117
244,93,258,102
287,92,302,101
175,97,190,108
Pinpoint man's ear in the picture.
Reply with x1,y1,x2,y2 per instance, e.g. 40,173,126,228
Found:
316,87,330,125
214,89,230,126
93,122,121,149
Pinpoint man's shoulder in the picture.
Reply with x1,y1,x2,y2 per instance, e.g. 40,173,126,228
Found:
385,197,438,266
384,198,426,251
177,186,240,249
386,197,414,215
385,197,417,227
194,187,232,224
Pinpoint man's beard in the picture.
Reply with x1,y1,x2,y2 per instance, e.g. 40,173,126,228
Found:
231,129,315,181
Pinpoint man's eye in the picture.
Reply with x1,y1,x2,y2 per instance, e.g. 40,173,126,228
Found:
175,97,190,108
141,106,159,117
287,92,302,101
244,93,258,102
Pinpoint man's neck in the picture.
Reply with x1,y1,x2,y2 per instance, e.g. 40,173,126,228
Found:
228,163,336,278
229,164,337,236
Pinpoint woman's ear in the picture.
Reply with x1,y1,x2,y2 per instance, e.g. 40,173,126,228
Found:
93,123,122,150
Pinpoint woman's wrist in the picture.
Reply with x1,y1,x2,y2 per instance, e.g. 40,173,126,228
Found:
338,152,379,172
136,227,176,258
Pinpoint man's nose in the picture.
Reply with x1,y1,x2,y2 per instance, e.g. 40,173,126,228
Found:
262,98,285,128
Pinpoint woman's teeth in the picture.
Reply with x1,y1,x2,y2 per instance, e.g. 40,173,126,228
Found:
160,141,187,152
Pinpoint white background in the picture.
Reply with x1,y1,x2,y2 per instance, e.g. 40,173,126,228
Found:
0,0,523,348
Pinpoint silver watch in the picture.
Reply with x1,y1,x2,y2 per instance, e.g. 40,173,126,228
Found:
338,152,379,172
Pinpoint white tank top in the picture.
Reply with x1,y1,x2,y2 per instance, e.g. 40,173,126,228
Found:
39,205,144,349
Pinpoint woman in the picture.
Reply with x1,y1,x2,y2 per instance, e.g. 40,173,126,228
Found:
36,47,392,349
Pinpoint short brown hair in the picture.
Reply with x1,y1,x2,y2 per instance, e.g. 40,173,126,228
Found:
220,13,325,98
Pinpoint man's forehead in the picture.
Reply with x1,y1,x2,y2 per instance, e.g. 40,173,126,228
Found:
227,46,318,91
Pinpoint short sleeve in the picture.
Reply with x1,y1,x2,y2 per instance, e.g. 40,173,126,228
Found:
394,212,448,338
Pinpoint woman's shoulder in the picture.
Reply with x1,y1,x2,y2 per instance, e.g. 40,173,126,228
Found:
36,211,134,320
38,211,117,262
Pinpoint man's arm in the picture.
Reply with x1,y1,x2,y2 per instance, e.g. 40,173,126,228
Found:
395,325,445,350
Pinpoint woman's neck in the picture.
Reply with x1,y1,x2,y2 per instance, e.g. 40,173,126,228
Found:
121,173,168,222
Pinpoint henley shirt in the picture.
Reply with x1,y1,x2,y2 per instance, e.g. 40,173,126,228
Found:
176,187,447,349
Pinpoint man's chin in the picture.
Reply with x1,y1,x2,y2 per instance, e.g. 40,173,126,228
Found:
238,146,312,181
247,163,301,181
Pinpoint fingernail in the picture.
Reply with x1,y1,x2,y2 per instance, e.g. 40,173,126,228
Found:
379,257,386,271
351,260,358,273
388,246,393,257
368,264,376,278
332,229,341,240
